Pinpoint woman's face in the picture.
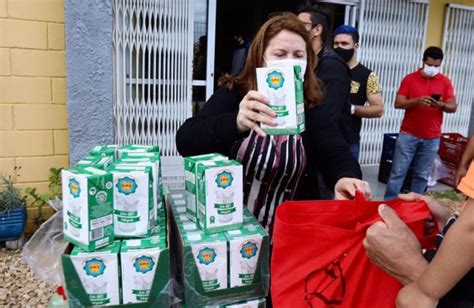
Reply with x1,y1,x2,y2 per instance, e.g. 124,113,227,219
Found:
263,30,307,63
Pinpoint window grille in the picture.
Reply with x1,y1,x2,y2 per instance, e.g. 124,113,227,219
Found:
441,4,474,136
358,0,429,165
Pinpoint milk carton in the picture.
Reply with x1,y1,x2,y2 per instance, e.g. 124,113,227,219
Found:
256,65,305,135
109,165,154,238
62,167,114,251
120,236,167,304
90,145,118,158
69,241,121,306
223,298,266,307
74,157,99,169
185,232,228,291
225,221,267,287
196,160,243,233
184,153,228,222
94,155,114,170
114,160,160,228
117,144,159,159
117,157,162,208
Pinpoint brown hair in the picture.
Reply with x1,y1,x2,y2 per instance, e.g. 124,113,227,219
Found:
220,12,322,108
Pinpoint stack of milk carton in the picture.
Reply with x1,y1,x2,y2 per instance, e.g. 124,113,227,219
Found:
61,144,169,306
170,153,269,307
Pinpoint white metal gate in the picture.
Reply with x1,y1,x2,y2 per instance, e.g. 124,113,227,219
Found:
113,0,193,157
441,4,474,136
358,0,430,165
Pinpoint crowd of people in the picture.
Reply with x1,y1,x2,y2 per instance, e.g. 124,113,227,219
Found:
178,3,472,307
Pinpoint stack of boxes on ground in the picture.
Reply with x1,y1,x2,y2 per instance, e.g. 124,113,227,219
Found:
437,133,469,187
168,153,269,307
61,144,170,306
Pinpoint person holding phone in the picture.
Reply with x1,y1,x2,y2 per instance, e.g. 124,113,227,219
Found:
384,47,457,200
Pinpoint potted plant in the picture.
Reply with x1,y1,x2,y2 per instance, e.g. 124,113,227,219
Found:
0,174,27,244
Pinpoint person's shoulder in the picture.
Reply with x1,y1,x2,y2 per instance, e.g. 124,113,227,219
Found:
437,73,453,84
354,63,372,73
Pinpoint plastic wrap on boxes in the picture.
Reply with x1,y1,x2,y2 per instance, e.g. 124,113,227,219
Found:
22,200,68,285
167,193,269,308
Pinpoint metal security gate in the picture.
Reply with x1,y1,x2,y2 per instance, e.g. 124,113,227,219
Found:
113,0,193,157
358,0,430,165
441,4,474,136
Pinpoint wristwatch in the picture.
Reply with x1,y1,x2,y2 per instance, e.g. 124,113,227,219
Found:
351,105,356,115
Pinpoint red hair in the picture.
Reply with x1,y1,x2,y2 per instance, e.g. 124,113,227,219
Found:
220,12,322,108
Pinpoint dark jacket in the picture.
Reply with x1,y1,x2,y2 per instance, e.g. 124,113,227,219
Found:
176,86,361,199
316,46,352,144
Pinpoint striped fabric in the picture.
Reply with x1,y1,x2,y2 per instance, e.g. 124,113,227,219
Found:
234,131,306,233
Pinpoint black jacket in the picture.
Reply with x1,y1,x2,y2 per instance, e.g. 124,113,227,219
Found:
176,87,361,200
316,46,353,144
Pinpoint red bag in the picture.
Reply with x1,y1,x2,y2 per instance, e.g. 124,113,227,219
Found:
271,193,437,308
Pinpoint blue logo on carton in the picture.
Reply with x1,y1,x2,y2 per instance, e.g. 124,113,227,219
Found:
240,241,258,259
215,171,233,189
197,247,217,265
133,255,155,274
266,70,285,90
84,258,106,277
68,178,81,198
95,191,107,204
116,177,137,195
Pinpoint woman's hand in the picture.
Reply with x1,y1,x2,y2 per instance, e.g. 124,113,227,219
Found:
334,177,371,200
236,90,277,137
397,282,438,308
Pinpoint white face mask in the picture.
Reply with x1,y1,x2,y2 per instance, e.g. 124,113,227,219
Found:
264,58,307,79
422,64,440,77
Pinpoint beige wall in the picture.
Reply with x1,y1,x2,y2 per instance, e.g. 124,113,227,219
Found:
426,0,474,47
0,0,69,233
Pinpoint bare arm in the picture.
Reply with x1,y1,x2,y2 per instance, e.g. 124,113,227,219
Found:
455,136,474,186
395,95,432,109
354,92,384,118
397,200,474,307
442,98,457,113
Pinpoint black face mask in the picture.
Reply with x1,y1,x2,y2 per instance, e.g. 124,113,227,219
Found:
334,47,355,63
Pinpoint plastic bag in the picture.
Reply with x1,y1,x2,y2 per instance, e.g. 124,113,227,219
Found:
428,155,451,187
22,199,68,285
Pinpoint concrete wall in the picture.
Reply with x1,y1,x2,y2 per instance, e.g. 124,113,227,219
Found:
64,0,114,163
0,0,69,232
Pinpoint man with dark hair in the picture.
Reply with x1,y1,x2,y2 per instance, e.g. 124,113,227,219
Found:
384,46,457,200
333,25,384,160
296,4,352,144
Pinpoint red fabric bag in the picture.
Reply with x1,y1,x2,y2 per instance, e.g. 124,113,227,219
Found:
271,193,437,307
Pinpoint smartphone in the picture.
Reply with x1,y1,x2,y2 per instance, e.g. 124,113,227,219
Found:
431,94,441,101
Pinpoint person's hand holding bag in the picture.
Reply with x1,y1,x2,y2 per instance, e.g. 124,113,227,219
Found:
334,177,372,200
236,90,277,137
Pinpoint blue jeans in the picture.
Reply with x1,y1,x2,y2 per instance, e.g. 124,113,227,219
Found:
350,142,360,161
384,133,440,200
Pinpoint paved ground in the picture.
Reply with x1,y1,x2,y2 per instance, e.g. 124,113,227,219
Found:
362,164,452,200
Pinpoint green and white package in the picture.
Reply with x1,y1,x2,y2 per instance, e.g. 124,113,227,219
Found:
196,160,243,233
184,153,228,222
256,65,305,135
90,145,118,158
225,222,267,287
223,298,266,307
204,298,266,308
109,165,154,238
185,232,228,291
62,167,114,251
117,144,159,159
120,236,166,304
70,241,121,306
94,155,114,170
117,157,162,207
114,160,161,227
